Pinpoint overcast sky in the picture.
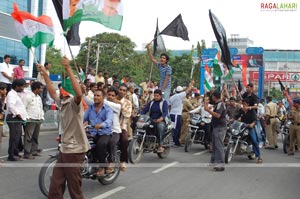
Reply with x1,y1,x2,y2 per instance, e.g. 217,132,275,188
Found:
48,0,300,57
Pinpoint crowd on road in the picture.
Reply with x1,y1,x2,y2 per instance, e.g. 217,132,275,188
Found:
1,47,299,198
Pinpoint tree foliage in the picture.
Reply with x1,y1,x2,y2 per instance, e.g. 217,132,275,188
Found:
45,46,63,75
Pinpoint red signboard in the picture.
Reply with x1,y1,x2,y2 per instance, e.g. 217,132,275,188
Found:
249,71,300,82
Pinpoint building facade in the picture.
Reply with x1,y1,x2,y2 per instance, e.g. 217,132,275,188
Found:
0,0,48,78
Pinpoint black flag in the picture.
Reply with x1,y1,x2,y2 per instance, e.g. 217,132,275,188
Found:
160,14,189,41
277,78,285,91
52,0,81,45
238,79,243,92
209,10,232,68
153,18,166,57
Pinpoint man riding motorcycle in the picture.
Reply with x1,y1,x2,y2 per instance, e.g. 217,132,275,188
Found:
140,89,169,153
84,89,113,177
235,98,263,164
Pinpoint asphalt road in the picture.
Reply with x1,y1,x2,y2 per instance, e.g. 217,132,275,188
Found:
0,131,300,199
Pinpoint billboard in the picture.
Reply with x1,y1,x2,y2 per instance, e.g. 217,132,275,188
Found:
232,54,263,67
250,71,300,82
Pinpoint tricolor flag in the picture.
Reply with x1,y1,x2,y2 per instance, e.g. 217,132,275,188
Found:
120,77,127,84
204,65,215,91
11,3,55,48
63,0,123,32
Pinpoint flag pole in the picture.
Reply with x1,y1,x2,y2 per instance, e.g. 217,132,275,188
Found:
147,34,160,47
226,65,242,99
29,48,39,64
65,41,83,83
149,62,154,81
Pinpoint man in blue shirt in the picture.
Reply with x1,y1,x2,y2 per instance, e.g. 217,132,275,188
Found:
84,89,113,176
141,89,168,152
146,44,172,101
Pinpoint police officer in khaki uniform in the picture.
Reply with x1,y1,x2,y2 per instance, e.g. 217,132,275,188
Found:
180,93,194,144
287,98,300,155
265,96,279,149
191,93,201,108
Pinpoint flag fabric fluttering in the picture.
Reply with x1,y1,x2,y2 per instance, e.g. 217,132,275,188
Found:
11,3,55,48
52,0,81,45
153,18,166,57
209,10,232,68
160,14,189,41
63,0,123,33
204,65,215,91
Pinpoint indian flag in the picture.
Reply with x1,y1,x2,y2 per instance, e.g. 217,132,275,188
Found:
120,77,127,84
11,3,54,48
63,0,123,32
204,65,214,91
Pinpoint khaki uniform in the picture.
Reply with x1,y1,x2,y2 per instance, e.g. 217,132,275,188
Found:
288,107,300,153
125,92,134,139
265,101,278,147
190,98,200,109
180,98,194,144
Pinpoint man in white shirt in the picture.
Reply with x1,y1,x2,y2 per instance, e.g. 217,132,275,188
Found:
105,87,122,173
169,80,194,147
6,79,28,161
23,81,44,159
87,69,95,83
132,88,140,115
0,54,14,92
37,62,51,111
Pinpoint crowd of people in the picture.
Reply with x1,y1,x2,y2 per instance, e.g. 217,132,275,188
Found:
0,47,299,198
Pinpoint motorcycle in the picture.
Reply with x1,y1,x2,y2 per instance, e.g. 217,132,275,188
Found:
128,115,173,164
277,118,291,153
225,121,256,163
277,118,298,153
38,126,120,197
184,114,209,152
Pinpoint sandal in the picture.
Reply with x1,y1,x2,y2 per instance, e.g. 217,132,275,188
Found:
96,168,104,177
120,162,127,172
157,147,164,153
256,158,263,164
105,163,115,174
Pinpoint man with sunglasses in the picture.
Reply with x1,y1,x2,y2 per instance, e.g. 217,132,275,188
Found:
287,97,300,155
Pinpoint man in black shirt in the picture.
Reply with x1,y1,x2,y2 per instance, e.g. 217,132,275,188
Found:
204,92,226,171
235,98,262,164
242,83,258,110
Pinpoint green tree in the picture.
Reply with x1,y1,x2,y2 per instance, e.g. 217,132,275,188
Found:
264,87,283,100
76,32,136,76
46,46,63,75
169,53,193,87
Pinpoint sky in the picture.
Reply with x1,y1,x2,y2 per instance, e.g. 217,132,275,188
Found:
47,0,300,57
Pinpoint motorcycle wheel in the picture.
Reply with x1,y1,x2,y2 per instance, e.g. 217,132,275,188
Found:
38,156,58,197
225,143,234,163
98,152,121,185
157,134,171,159
283,134,290,154
184,133,193,152
128,138,143,164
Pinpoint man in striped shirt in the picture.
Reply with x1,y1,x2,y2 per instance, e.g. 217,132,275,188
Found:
146,44,172,101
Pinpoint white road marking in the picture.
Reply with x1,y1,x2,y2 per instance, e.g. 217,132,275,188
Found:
152,161,179,174
91,186,126,199
193,150,208,156
0,147,57,159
